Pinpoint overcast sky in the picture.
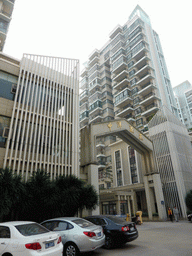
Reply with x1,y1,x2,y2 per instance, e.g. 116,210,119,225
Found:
4,0,192,88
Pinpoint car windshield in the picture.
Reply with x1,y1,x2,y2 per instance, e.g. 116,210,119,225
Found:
15,223,50,236
106,216,127,224
72,219,95,228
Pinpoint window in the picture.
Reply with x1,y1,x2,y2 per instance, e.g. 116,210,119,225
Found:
0,226,10,238
2,127,9,138
16,223,49,236
128,147,138,184
115,150,123,186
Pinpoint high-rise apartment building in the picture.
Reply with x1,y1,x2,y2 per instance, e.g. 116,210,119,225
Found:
0,0,15,51
0,53,79,180
80,5,177,188
173,80,192,130
79,5,191,219
80,5,177,131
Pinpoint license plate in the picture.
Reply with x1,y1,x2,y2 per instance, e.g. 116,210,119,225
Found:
130,227,135,231
97,232,101,237
45,241,55,249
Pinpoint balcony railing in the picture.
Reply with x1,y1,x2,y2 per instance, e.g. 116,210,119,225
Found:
144,103,158,111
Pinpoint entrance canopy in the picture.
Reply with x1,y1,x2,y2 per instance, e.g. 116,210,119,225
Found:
80,119,154,174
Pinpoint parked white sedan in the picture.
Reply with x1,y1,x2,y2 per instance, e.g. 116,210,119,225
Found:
0,221,63,256
41,217,105,256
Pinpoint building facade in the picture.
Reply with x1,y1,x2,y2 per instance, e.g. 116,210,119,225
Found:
0,0,15,51
173,80,192,130
79,5,191,219
0,53,79,180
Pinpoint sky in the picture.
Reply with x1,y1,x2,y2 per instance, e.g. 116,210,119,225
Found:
4,0,192,88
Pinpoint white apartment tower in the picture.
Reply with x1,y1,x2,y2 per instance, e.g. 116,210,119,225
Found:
80,5,177,132
79,6,192,219
80,5,178,189
0,0,15,51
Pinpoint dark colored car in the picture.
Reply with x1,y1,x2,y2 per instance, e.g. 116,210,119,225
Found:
84,215,138,249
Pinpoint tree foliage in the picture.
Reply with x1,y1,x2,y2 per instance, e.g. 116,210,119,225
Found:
0,169,98,222
186,190,192,212
0,168,25,221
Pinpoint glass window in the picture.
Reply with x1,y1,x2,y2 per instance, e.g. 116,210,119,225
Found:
0,116,11,148
115,150,123,186
15,223,49,236
0,226,10,238
128,147,138,184
72,219,94,228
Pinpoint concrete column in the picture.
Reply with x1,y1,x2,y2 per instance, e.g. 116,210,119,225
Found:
131,190,137,215
143,176,153,220
127,196,131,214
87,164,100,215
116,195,121,215
153,174,167,220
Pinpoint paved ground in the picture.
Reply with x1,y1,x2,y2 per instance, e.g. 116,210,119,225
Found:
85,220,192,256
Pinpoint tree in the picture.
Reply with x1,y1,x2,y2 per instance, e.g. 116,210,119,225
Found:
23,170,52,222
53,175,98,217
0,168,25,221
186,190,192,212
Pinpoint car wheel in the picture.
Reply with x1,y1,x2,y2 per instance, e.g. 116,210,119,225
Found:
64,243,79,256
105,235,114,249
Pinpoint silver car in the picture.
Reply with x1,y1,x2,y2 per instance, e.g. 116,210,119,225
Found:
41,217,105,256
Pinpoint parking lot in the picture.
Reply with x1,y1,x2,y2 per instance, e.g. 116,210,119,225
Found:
86,221,192,256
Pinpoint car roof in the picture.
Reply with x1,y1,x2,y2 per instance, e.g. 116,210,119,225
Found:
85,215,109,218
42,217,82,222
1,221,36,226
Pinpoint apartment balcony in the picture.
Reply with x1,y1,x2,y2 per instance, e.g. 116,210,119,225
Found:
80,68,88,77
138,83,156,95
79,111,89,127
89,106,103,117
141,103,159,117
140,92,160,106
113,78,129,91
132,43,149,62
110,33,124,48
124,113,135,123
80,78,88,90
2,0,14,12
89,100,102,116
89,49,99,61
111,56,127,74
0,11,11,23
136,73,154,87
133,55,150,69
88,55,100,67
109,25,123,39
80,89,88,103
114,91,132,108
135,64,153,78
80,102,88,114
112,70,129,83
115,104,134,118
88,64,100,77
89,114,103,124
89,79,101,94
89,90,102,104
129,22,145,39
111,41,125,55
